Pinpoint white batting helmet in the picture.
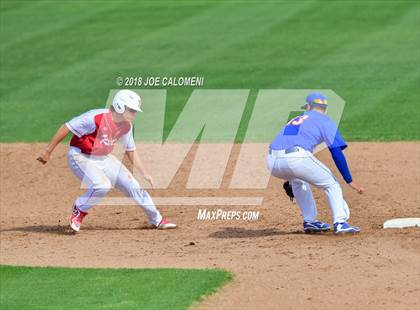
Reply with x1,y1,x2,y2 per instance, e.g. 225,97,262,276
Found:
112,90,142,114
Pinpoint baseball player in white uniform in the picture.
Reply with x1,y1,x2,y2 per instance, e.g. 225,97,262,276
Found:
37,90,176,232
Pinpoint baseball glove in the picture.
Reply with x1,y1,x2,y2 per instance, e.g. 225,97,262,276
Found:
283,181,294,201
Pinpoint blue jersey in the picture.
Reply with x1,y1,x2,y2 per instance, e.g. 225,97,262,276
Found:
270,110,347,152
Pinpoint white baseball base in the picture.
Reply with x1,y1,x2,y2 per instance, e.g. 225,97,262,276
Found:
383,218,420,229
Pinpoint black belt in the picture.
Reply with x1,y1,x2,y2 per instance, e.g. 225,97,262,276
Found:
269,146,300,155
285,146,300,154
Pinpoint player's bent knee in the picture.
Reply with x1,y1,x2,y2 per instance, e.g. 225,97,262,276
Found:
323,181,342,192
92,178,112,192
291,180,305,187
291,180,309,191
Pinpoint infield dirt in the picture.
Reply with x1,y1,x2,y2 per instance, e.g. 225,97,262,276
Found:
1,142,419,310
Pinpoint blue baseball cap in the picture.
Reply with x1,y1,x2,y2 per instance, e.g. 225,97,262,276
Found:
301,92,328,109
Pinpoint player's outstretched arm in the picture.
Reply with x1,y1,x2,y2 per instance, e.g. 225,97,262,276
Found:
36,124,70,165
329,147,364,194
125,150,154,187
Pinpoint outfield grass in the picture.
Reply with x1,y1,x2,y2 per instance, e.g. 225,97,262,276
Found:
0,0,418,142
0,265,232,309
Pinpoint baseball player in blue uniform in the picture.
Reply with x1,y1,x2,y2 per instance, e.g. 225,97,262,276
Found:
267,92,364,234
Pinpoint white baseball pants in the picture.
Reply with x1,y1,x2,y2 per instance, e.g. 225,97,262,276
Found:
67,147,162,225
266,147,350,224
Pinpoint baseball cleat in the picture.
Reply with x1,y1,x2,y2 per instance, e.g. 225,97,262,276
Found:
156,218,177,229
69,205,88,232
303,220,331,233
334,222,360,234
